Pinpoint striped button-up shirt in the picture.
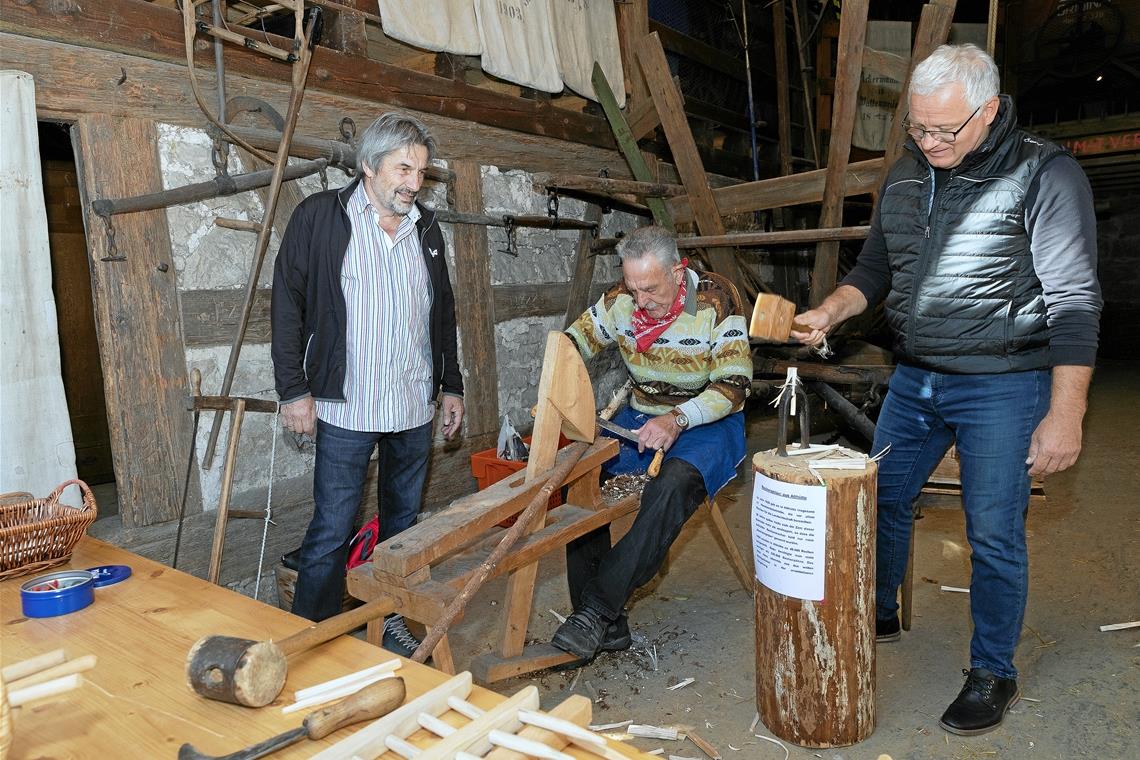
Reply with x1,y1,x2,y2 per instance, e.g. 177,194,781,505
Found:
316,183,434,432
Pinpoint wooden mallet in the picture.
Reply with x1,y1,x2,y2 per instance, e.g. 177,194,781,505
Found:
749,293,811,342
186,598,394,707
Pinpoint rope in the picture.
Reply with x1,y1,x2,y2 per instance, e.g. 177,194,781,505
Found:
253,404,280,601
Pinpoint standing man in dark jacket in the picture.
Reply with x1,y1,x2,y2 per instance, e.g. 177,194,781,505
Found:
795,45,1101,736
271,112,464,656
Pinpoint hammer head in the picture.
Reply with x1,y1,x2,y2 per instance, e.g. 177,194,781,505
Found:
186,635,287,707
749,294,798,342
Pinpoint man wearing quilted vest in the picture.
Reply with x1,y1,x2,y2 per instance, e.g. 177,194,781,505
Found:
552,225,753,665
794,44,1101,735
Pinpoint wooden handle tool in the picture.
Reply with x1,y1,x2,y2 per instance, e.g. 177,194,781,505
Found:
647,449,665,478
178,677,406,760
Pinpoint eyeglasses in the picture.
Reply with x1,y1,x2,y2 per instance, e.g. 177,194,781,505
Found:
902,105,982,144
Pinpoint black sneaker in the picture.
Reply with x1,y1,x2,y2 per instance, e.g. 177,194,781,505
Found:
551,613,631,671
381,614,421,659
939,667,1020,736
551,606,609,660
876,614,901,643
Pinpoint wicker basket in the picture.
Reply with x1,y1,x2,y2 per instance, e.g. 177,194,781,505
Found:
0,479,98,581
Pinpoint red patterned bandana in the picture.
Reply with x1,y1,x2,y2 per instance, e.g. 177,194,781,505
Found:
631,266,687,353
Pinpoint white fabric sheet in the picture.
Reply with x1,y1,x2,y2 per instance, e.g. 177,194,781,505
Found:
550,0,625,106
377,0,482,55
0,71,80,504
475,0,563,93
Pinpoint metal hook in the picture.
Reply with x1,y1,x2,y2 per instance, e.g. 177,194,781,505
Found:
547,190,559,219
497,216,519,256
339,117,356,144
99,215,126,263
211,138,231,178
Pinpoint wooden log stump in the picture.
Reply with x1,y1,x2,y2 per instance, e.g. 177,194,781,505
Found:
753,449,876,747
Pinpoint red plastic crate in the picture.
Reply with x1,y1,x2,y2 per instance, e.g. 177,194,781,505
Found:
470,435,570,525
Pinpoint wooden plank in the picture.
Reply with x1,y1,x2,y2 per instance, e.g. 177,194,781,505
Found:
635,32,742,285
0,0,613,150
492,282,614,324
809,0,869,307
324,6,369,58
666,158,884,223
470,643,579,683
591,62,674,230
373,438,619,577
676,226,870,249
451,161,499,441
73,115,190,527
564,205,605,329
533,173,685,199
626,97,660,141
772,0,793,176
181,288,271,347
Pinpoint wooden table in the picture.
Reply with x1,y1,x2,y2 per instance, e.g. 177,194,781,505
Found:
0,539,651,759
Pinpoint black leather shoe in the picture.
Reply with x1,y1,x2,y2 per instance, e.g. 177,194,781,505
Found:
939,668,1020,735
552,607,610,660
876,615,901,643
601,613,632,652
281,546,302,571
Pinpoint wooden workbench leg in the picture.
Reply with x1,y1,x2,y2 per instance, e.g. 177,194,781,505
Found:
707,499,754,592
366,618,383,647
500,558,541,659
432,634,456,675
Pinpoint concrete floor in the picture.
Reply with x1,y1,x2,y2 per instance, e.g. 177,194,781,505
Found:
446,360,1139,760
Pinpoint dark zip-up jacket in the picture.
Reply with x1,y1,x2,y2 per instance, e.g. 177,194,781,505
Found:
843,96,1102,372
271,178,463,405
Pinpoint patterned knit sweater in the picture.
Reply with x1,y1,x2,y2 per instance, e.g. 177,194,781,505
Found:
566,268,752,427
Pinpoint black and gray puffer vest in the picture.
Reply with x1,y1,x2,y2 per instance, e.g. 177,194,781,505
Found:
878,96,1066,373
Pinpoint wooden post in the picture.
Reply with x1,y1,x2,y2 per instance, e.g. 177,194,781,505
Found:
564,204,605,329
810,0,869,307
772,0,794,177
614,0,650,115
753,450,876,747
451,161,499,441
73,115,192,527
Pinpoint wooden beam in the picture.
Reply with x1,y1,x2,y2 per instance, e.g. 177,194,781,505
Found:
492,282,614,324
635,32,743,286
564,205,605,329
676,226,870,249
614,0,650,114
666,158,883,223
810,0,869,307
0,0,613,150
451,161,498,441
0,33,623,177
649,21,748,83
625,96,660,141
773,0,793,176
73,115,191,527
878,0,957,187
532,173,685,199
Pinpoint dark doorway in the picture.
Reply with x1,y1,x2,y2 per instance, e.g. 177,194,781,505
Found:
38,121,116,505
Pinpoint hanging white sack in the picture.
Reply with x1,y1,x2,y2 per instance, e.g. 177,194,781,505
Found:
474,0,563,94
0,71,80,504
853,20,911,151
550,0,625,107
377,0,482,55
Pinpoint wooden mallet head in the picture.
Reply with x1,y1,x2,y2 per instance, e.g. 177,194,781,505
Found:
749,294,808,343
185,635,287,707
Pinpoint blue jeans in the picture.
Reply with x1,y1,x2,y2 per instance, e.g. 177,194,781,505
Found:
291,418,433,621
874,364,1050,679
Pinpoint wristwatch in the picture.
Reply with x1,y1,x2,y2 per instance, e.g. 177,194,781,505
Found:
669,408,689,429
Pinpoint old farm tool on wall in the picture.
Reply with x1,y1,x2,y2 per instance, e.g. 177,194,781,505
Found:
182,2,322,468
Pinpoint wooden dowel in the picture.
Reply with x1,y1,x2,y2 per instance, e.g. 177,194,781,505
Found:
5,655,96,693
0,650,66,683
8,674,83,707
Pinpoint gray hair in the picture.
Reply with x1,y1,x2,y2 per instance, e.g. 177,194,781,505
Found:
909,44,999,110
617,226,680,269
355,112,436,174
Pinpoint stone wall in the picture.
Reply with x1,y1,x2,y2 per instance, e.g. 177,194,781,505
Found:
1095,195,1140,360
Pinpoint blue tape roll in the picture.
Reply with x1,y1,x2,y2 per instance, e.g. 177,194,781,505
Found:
20,570,95,618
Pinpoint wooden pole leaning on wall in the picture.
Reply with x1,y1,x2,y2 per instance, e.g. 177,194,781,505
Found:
753,451,877,747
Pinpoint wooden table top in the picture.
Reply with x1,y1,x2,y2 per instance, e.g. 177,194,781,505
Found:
0,538,650,759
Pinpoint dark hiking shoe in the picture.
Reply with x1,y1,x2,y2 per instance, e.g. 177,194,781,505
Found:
551,606,610,660
551,613,631,671
876,614,901,643
939,668,1020,735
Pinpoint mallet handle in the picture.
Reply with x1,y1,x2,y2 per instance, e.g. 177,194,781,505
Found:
276,598,396,658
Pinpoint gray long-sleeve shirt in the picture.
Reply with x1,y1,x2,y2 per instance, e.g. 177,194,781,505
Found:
843,154,1102,367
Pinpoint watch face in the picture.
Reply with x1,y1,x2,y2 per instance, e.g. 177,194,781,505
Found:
675,412,688,428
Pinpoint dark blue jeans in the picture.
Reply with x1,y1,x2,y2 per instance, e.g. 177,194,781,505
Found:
874,364,1050,679
291,418,433,621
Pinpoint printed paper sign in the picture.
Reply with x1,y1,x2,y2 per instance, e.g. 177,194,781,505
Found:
751,472,827,601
